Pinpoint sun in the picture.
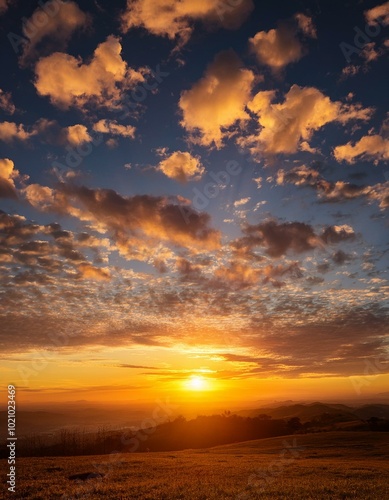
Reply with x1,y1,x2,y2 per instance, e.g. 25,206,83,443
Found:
186,375,208,391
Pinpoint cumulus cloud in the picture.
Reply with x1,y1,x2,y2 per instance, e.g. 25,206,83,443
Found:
365,1,389,26
66,124,92,146
23,183,221,260
156,150,205,183
179,50,255,147
242,85,374,155
34,36,146,110
0,121,37,142
93,120,136,139
249,13,316,70
233,220,355,258
0,89,15,114
334,134,389,163
121,0,254,47
20,1,89,65
0,159,20,198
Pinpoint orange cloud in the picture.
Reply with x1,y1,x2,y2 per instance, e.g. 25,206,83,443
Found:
249,14,316,70
334,134,389,163
66,125,92,146
179,50,255,148
34,36,146,110
242,85,374,155
365,1,389,26
156,150,205,183
78,263,111,281
93,120,136,139
0,121,37,142
0,158,19,198
121,0,254,46
24,184,221,260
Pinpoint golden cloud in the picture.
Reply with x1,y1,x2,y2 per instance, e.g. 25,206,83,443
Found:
156,150,205,183
0,121,37,142
334,134,389,163
179,50,255,148
0,158,19,198
78,263,111,281
93,119,136,138
24,183,221,260
249,14,316,70
121,0,254,46
365,1,389,26
242,85,374,155
34,36,146,110
66,124,92,146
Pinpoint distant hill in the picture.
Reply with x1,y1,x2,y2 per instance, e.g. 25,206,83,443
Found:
235,402,389,423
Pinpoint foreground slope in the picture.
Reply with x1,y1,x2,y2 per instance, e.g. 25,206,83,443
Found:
1,432,389,499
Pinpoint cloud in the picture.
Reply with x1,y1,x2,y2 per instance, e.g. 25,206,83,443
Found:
121,0,254,47
365,1,389,26
34,36,146,110
275,164,389,210
78,263,111,281
156,150,205,183
23,183,221,260
66,125,92,146
20,1,90,65
332,250,352,265
334,134,389,163
234,197,251,207
0,159,19,198
242,85,374,155
0,0,11,15
233,220,355,258
214,261,262,288
0,89,15,114
295,13,317,38
93,120,136,139
179,50,255,148
249,14,316,70
0,121,37,142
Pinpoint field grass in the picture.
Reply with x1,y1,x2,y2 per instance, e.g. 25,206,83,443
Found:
2,432,389,499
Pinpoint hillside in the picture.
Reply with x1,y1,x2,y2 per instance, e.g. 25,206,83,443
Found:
2,432,388,499
235,402,389,423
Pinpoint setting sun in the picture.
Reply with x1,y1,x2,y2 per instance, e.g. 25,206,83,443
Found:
185,375,208,391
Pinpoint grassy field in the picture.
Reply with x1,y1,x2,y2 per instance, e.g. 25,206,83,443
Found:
2,432,389,499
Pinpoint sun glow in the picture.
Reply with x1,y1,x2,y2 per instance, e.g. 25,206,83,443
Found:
186,375,208,391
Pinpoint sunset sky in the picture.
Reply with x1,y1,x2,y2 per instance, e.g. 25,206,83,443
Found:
0,0,388,408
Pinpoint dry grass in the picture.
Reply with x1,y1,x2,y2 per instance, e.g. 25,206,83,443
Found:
2,432,389,499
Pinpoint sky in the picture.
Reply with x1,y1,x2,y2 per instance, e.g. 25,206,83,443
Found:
0,0,388,409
